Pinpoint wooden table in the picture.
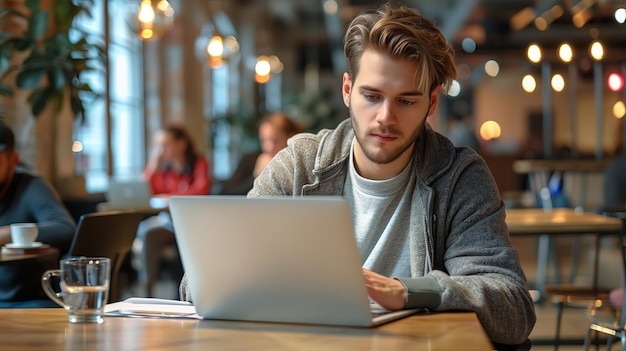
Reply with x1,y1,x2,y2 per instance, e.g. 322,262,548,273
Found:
506,208,623,300
506,208,623,235
0,246,59,266
512,159,610,209
512,159,610,174
0,308,492,350
600,206,626,220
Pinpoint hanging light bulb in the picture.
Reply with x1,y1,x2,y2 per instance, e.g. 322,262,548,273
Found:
527,43,542,63
255,55,271,84
207,36,224,57
589,40,604,61
195,19,240,69
127,0,175,41
522,74,537,93
138,2,155,23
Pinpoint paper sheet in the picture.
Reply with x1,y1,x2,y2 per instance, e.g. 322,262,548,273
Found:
104,297,202,319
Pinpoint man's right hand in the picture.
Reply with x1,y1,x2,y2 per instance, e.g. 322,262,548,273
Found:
362,268,407,311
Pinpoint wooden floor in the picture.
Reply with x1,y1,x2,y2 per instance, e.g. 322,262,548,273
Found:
125,235,625,351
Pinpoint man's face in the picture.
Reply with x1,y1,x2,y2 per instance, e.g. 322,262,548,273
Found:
0,151,16,185
342,49,441,179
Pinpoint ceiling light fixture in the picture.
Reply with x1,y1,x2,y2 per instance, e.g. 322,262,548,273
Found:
522,74,537,93
194,9,240,69
589,40,604,61
527,43,542,63
126,0,175,40
510,6,536,31
570,0,597,28
613,101,626,119
551,74,565,92
558,43,574,63
615,8,626,24
534,5,564,31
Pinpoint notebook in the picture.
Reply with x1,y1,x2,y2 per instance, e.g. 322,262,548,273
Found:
105,178,153,208
169,195,424,327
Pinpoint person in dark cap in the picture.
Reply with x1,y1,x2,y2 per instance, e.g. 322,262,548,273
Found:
0,121,75,306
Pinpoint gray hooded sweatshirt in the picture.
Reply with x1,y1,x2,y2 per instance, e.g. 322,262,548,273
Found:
181,118,536,345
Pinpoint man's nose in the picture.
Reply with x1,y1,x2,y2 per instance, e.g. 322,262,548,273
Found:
375,100,396,125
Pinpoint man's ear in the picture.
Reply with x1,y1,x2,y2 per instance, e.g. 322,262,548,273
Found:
342,72,352,108
427,85,442,117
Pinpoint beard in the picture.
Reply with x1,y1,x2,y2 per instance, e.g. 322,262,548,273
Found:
349,108,425,165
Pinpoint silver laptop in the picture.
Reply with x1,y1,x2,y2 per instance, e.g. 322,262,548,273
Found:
105,178,153,208
169,195,423,327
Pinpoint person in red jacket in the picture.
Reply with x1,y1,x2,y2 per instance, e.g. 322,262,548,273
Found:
135,124,211,297
144,125,211,198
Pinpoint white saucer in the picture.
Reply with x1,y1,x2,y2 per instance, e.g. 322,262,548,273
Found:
4,242,44,249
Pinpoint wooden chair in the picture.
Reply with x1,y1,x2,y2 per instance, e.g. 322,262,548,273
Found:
533,188,623,350
546,285,612,350
583,291,626,350
583,217,626,351
67,211,144,302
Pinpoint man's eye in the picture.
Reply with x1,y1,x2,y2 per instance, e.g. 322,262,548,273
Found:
363,94,380,101
398,99,415,105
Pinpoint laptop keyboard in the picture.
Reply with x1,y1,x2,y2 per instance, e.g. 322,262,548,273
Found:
369,302,392,318
371,310,389,318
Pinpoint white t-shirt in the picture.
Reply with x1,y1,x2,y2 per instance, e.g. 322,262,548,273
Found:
343,139,416,278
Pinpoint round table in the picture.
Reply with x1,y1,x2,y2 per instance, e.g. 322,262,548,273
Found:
0,246,60,307
602,207,626,220
0,246,60,266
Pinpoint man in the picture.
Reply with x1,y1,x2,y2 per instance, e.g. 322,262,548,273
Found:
256,4,536,345
182,4,535,346
0,121,76,304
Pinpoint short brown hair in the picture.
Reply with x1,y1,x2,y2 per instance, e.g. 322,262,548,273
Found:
343,3,457,94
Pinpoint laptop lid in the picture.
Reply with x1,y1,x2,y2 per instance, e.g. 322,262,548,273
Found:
170,196,420,327
106,179,152,207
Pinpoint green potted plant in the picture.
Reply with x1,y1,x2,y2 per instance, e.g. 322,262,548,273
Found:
0,0,103,119
0,0,103,196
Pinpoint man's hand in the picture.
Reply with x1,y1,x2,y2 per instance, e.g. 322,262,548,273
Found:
362,268,406,311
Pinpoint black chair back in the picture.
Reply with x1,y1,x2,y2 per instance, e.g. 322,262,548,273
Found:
68,211,144,302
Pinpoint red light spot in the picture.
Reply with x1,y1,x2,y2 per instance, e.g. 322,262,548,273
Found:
608,73,624,92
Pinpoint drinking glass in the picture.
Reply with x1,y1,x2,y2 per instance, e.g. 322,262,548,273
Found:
42,257,110,323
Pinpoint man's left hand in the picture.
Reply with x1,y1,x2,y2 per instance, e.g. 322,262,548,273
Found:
361,268,406,311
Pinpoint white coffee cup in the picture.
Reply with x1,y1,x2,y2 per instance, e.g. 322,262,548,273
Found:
10,223,38,245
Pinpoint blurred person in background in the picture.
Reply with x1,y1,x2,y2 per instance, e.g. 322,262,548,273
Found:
134,124,211,297
604,132,625,312
219,112,301,195
144,125,211,200
0,121,75,306
603,118,625,208
603,151,626,208
253,112,302,177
